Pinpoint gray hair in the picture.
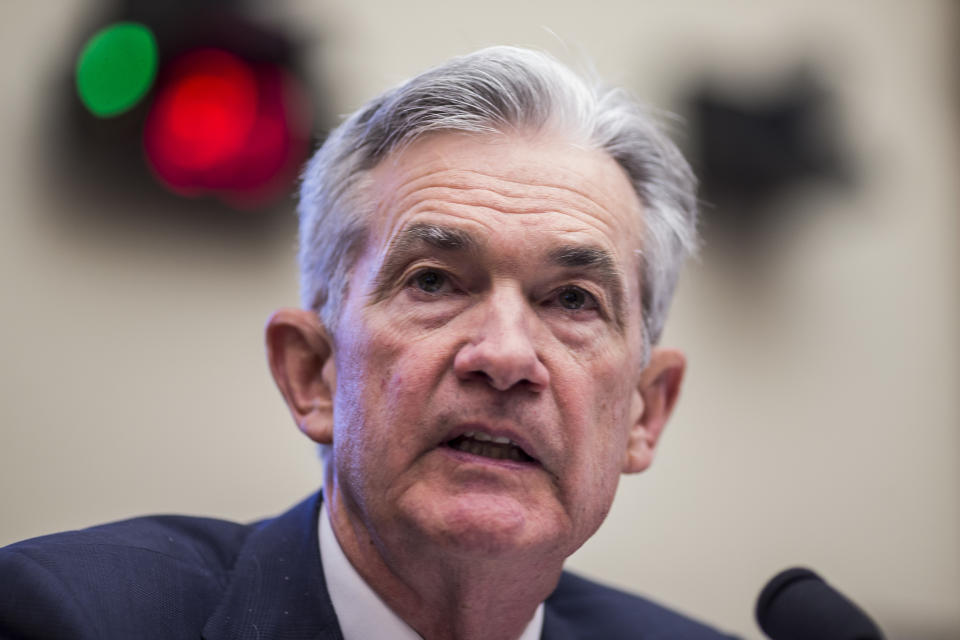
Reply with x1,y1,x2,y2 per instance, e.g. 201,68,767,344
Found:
298,46,697,353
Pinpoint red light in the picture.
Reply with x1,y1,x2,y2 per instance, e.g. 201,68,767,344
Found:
144,48,311,206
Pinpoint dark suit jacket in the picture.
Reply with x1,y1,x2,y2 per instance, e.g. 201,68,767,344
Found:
0,493,737,639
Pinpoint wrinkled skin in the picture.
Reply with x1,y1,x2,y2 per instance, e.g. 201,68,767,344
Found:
267,131,685,640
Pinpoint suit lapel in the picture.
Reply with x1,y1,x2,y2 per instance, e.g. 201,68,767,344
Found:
202,492,344,640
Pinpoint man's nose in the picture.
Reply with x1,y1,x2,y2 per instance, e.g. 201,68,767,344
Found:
452,290,550,392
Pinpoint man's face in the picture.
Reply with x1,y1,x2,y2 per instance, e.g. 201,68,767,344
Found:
327,131,653,562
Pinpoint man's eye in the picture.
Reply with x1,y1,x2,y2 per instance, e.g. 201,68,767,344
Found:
553,286,597,311
411,269,446,293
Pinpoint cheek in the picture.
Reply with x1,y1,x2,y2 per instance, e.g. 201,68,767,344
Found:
328,319,391,473
556,348,637,486
563,345,636,430
331,316,445,458
368,324,447,411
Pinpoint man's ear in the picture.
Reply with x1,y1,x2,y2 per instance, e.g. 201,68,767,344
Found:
622,347,686,474
265,308,336,445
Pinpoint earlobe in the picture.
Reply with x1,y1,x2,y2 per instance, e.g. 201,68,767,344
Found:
265,308,336,445
622,347,686,474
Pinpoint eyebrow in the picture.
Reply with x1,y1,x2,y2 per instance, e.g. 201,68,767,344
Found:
372,223,479,298
399,223,477,252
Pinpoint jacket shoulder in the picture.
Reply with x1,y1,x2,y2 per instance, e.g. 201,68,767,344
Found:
0,514,253,639
545,571,739,639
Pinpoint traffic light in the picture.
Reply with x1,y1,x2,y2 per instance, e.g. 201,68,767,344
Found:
60,0,323,215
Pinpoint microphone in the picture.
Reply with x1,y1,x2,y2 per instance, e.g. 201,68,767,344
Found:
755,567,885,640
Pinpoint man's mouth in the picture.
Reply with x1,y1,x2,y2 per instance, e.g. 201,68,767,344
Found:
444,431,536,464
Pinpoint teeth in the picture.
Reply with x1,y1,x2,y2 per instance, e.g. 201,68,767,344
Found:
463,431,514,445
451,438,529,462
447,433,533,463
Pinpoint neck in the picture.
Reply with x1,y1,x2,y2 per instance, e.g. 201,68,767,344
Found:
324,483,562,640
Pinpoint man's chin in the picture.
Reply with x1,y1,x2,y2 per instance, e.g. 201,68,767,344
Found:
394,490,568,562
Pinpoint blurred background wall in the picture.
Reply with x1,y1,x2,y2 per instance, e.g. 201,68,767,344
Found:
1,1,957,638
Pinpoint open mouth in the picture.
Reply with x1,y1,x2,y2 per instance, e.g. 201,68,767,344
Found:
445,431,536,464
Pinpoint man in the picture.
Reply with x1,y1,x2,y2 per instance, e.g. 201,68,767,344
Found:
1,47,735,639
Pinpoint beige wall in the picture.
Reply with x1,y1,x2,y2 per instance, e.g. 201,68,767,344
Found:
1,1,957,638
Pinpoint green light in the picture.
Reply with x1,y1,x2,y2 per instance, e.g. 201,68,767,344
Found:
76,22,158,118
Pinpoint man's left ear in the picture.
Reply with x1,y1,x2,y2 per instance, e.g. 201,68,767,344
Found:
623,347,686,474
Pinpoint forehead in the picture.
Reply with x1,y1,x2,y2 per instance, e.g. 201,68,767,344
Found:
364,131,645,268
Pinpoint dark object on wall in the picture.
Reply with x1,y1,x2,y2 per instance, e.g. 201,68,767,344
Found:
685,68,852,246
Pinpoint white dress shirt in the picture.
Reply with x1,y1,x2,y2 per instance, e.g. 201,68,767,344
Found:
319,503,545,640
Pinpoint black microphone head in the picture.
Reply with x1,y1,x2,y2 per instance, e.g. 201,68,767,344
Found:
756,567,884,640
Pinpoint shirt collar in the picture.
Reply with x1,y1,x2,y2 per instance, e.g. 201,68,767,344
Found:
319,502,545,640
